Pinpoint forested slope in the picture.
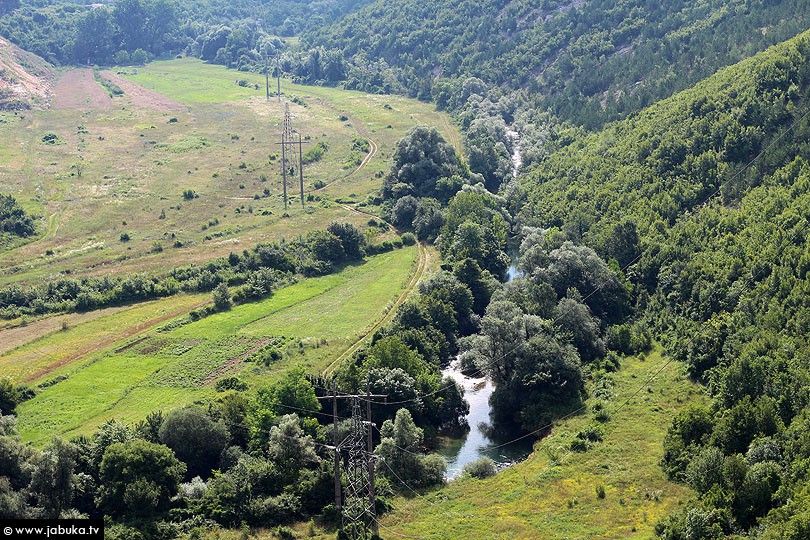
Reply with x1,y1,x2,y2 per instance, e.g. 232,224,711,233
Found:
0,0,371,67
308,0,810,128
512,30,810,538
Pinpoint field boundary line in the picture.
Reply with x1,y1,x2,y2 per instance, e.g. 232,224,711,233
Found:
24,299,209,383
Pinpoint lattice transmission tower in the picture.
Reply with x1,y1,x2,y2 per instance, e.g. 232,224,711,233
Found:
319,385,385,540
275,102,306,209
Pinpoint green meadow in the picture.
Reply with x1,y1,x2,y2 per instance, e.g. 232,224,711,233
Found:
373,351,702,540
14,245,419,444
0,58,457,286
276,350,702,540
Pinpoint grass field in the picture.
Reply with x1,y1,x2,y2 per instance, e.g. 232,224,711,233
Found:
0,58,458,286
13,245,419,444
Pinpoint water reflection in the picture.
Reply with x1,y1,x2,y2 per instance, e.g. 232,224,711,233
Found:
439,358,534,480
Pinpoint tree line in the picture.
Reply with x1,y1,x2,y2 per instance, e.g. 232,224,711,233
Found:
0,222,404,320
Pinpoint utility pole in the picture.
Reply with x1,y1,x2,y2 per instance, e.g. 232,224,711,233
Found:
275,103,309,210
265,55,270,102
318,387,386,540
276,54,281,103
298,132,305,208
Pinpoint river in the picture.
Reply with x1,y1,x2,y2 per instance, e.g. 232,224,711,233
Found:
439,263,532,480
439,358,534,479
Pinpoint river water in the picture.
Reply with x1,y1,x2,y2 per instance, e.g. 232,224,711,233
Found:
439,264,532,480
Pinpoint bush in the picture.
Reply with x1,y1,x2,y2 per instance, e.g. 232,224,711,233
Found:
0,379,21,414
463,457,497,479
119,233,130,242
570,438,589,452
212,283,231,310
596,484,606,499
215,377,248,392
401,232,416,246
576,423,604,442
275,527,296,540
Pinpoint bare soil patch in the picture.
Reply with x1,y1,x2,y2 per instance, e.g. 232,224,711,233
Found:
101,71,186,112
0,37,54,109
53,68,111,110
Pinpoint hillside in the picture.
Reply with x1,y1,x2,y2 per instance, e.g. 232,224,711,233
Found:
308,0,810,129
511,29,810,538
0,34,53,109
0,0,371,68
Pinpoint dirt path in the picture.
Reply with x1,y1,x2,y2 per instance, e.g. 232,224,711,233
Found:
100,71,186,112
53,68,111,110
201,338,270,385
307,97,378,194
24,300,208,383
322,242,428,377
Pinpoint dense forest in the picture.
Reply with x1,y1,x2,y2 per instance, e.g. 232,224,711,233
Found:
0,0,370,68
306,0,810,128
504,30,810,539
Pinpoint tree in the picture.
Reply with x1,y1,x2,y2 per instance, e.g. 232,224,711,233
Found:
212,283,231,310
28,438,77,517
252,369,319,448
97,439,185,520
465,116,513,192
366,368,420,421
418,271,475,335
383,126,465,200
0,380,20,415
391,195,418,229
327,222,364,259
72,8,116,64
159,407,229,479
113,0,148,52
462,300,583,431
534,241,629,323
376,408,445,488
306,230,345,264
412,198,444,242
266,414,319,480
365,336,427,377
0,194,35,239
553,297,605,362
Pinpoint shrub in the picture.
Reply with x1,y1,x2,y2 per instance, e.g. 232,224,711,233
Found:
577,423,604,442
215,377,248,392
570,438,589,452
463,457,497,479
119,233,130,242
183,189,196,200
401,232,416,246
596,485,606,499
275,527,296,540
212,283,231,310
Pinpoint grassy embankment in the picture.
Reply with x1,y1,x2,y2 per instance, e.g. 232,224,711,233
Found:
273,350,701,540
